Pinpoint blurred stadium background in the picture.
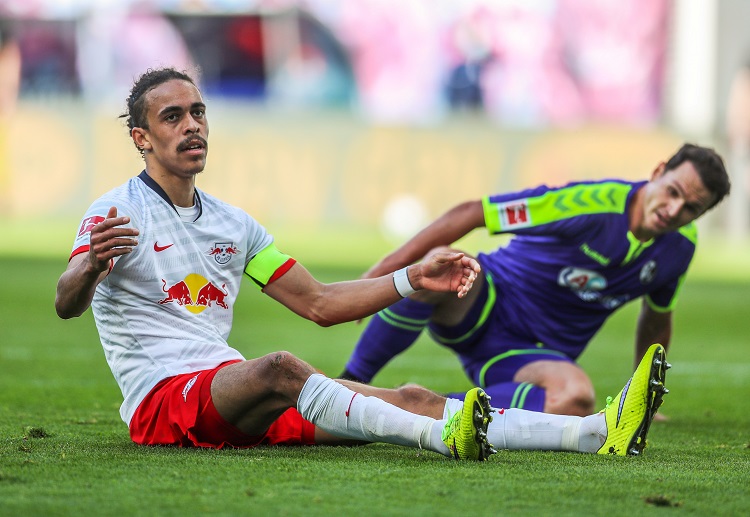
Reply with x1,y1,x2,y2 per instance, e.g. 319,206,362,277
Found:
0,0,748,258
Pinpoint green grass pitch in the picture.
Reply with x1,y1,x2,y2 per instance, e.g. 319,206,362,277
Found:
0,229,749,516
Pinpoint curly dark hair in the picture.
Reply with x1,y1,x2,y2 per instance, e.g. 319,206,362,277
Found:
664,143,731,210
119,67,197,156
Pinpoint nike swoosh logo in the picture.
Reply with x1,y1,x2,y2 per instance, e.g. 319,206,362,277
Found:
616,378,632,427
153,242,174,252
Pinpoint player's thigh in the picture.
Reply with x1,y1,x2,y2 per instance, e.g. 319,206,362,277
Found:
431,257,486,327
515,360,595,415
211,351,315,434
408,247,485,324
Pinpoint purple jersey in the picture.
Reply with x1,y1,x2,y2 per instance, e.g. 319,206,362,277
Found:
478,179,695,359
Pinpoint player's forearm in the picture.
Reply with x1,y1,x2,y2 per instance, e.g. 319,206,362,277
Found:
54,263,104,319
635,304,672,367
372,201,484,274
306,274,406,327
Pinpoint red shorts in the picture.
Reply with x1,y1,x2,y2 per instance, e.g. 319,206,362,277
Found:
129,360,316,449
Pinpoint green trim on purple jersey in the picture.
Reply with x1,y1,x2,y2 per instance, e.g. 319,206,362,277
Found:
429,272,497,346
510,383,535,409
378,307,431,332
244,243,292,289
646,270,689,312
622,231,655,266
483,182,631,234
678,221,698,244
478,348,569,388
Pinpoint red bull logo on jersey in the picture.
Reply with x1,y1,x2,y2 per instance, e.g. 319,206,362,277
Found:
159,273,229,314
207,242,240,265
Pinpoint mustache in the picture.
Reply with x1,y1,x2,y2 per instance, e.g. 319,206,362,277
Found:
177,136,208,152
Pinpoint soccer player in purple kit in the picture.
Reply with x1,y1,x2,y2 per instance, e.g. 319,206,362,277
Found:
341,144,730,417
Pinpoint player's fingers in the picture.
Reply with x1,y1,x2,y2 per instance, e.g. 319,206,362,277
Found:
90,234,137,254
95,218,137,234
92,208,137,236
90,237,138,259
456,276,474,298
93,247,134,265
460,255,481,273
432,250,462,264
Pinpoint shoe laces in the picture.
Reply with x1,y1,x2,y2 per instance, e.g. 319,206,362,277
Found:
604,395,613,409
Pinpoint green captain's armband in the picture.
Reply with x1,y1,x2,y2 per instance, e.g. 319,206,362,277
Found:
244,243,294,290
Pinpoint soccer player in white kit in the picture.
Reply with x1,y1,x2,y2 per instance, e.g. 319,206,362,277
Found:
55,67,668,460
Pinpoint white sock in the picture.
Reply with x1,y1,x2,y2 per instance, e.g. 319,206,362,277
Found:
578,412,607,453
487,408,606,453
443,397,464,420
297,374,451,456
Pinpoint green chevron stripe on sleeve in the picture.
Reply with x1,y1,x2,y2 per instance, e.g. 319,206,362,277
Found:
533,183,630,224
483,182,631,233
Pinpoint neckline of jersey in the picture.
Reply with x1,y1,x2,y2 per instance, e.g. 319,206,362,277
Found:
137,170,203,222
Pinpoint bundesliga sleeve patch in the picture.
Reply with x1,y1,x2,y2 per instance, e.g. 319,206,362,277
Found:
484,198,533,233
77,215,105,237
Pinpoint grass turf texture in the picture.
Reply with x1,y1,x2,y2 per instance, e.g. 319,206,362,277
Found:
1,236,749,515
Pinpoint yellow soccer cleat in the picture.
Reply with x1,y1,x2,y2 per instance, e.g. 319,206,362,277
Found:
597,343,670,456
442,387,496,461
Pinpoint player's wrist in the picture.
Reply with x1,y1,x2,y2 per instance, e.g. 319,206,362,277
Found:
393,266,417,298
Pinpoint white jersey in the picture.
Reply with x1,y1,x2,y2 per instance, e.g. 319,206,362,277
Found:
70,172,275,425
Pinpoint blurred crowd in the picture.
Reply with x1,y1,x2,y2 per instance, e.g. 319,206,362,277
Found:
0,0,670,127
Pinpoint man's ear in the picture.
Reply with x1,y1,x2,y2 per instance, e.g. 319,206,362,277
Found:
650,161,666,180
131,127,151,151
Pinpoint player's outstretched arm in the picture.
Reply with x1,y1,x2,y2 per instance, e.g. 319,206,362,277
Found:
55,206,139,319
361,200,485,279
263,250,480,327
634,299,672,369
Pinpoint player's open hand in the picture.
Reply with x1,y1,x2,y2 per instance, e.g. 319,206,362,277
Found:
415,250,480,298
88,206,139,272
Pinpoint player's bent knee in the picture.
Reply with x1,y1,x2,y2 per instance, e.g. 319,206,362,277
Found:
390,384,445,417
255,351,316,388
544,387,596,416
395,384,437,408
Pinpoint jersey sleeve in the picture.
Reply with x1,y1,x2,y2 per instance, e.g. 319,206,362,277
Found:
244,243,296,290
644,223,697,312
69,195,139,271
482,181,632,235
645,271,687,312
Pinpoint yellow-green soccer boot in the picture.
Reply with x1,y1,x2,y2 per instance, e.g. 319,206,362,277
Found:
597,343,670,456
442,387,496,461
